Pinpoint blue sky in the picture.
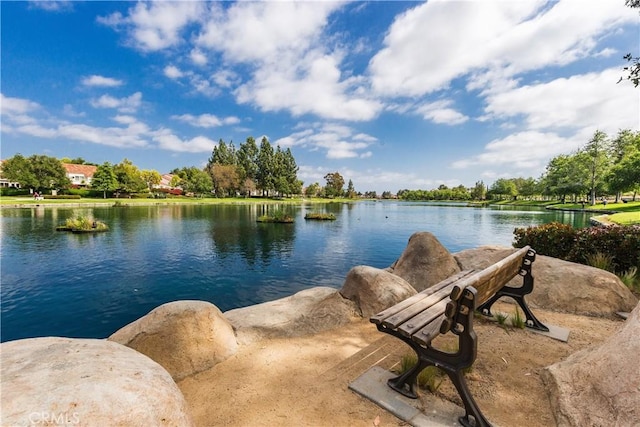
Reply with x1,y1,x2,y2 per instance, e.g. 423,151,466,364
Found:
1,1,638,193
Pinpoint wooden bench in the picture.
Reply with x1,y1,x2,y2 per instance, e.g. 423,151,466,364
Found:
370,246,548,427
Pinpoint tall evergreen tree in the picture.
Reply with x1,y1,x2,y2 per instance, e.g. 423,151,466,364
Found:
91,162,118,198
256,137,275,196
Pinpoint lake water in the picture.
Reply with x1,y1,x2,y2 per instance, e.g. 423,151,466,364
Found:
0,201,590,342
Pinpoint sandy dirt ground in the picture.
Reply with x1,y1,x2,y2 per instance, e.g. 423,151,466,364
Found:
177,301,625,427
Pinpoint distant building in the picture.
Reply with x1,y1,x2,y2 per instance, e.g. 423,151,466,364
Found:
63,163,97,187
156,173,176,190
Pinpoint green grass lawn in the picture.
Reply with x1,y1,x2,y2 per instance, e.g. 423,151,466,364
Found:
608,212,640,225
548,201,640,212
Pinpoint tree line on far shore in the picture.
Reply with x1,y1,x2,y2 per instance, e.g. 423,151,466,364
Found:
398,129,640,204
0,136,354,199
2,130,638,202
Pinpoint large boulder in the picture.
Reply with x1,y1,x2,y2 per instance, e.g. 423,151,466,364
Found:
542,302,640,427
389,231,460,292
224,287,359,345
0,337,194,427
454,246,637,316
109,300,238,381
340,265,417,317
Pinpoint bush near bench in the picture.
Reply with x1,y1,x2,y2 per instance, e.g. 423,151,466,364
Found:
513,222,640,273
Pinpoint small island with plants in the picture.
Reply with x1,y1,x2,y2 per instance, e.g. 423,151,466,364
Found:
304,213,336,221
256,209,294,223
56,216,109,233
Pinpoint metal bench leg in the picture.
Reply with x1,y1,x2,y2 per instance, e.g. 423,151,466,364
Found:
478,291,549,332
387,357,431,399
446,369,492,427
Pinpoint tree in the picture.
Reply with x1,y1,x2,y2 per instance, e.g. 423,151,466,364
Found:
185,168,214,197
209,139,236,166
237,136,259,185
607,129,640,201
90,162,118,198
209,164,239,197
470,181,487,200
489,178,517,200
305,182,321,198
620,0,640,87
141,169,161,193
1,154,70,193
173,166,213,197
324,172,345,198
345,180,357,198
256,137,275,196
113,159,147,194
582,130,612,205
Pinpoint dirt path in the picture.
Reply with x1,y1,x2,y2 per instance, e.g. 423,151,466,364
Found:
177,302,624,427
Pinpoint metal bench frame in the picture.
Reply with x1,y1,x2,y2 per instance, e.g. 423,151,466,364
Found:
370,246,547,427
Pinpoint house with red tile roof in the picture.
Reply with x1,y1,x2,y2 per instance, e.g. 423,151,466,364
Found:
63,163,97,187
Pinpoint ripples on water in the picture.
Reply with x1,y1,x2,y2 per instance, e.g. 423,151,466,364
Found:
0,202,590,342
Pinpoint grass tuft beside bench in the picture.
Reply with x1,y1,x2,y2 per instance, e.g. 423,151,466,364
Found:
370,245,547,427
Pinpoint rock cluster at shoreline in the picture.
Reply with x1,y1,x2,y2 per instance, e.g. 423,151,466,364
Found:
1,231,638,426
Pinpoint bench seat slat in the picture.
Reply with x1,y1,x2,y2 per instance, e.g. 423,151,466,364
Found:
382,286,453,329
397,298,450,338
370,270,475,326
413,318,445,347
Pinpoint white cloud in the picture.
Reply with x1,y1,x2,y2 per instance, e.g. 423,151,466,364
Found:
171,113,240,128
98,2,205,51
369,0,635,97
81,75,124,87
212,69,239,89
152,129,216,153
163,65,185,80
196,2,341,63
452,66,638,178
416,100,468,125
90,92,142,113
1,93,40,115
190,49,208,66
235,52,382,121
275,123,377,159
482,68,639,134
451,131,580,172
29,1,73,12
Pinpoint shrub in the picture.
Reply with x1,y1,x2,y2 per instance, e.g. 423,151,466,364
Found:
513,222,577,259
568,225,640,272
584,252,615,272
43,194,81,199
304,212,336,220
619,267,639,293
514,223,640,274
257,209,294,223
0,188,30,196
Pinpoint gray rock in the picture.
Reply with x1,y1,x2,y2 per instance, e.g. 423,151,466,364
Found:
109,300,238,381
340,265,417,317
0,337,194,427
542,302,640,427
389,231,461,291
454,246,638,316
224,287,358,345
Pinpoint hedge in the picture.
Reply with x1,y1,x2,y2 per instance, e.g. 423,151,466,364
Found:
513,222,640,272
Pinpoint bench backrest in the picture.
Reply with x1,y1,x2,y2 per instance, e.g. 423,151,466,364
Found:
454,245,532,306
